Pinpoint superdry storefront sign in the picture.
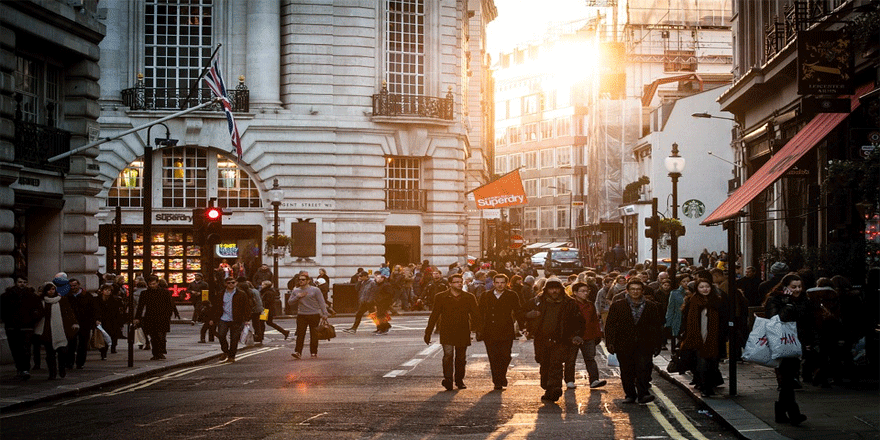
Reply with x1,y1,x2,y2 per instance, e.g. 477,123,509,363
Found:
469,169,528,209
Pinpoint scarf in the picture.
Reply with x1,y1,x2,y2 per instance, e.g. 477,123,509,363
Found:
626,294,646,324
34,296,69,351
682,293,720,359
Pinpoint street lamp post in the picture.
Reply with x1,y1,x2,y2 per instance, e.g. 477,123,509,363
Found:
269,179,284,308
664,143,685,282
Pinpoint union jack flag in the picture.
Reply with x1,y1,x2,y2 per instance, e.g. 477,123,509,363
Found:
204,54,242,159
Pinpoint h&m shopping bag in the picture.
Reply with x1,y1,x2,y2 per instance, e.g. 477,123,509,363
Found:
742,315,780,367
766,315,802,359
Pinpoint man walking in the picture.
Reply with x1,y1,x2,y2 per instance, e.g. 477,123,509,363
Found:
528,276,585,401
605,279,664,404
424,274,481,391
343,272,377,334
208,277,250,363
134,276,174,360
479,273,525,391
1,278,43,380
187,273,209,326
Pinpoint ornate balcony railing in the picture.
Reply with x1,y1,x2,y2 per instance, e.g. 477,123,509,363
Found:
764,1,829,60
14,119,71,173
121,74,249,112
372,84,453,120
386,188,427,211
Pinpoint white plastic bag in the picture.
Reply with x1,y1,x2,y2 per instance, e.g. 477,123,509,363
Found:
134,327,146,346
607,352,619,367
766,315,802,359
742,316,780,367
96,324,112,346
240,322,255,347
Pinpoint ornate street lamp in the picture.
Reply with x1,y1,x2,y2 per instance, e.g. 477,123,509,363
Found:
269,179,284,308
664,143,685,281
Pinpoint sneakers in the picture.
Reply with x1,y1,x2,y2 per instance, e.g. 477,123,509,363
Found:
375,330,389,336
219,354,228,362
455,382,467,390
342,328,356,334
311,353,318,358
590,379,607,388
622,396,637,404
291,352,302,359
566,382,576,389
442,379,453,391
637,394,655,404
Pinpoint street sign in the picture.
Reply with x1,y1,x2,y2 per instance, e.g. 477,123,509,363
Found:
509,234,525,249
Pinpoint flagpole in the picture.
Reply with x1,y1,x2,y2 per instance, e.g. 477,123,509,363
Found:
179,43,223,110
47,98,220,163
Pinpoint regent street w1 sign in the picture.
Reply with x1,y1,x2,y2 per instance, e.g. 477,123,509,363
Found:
798,29,854,96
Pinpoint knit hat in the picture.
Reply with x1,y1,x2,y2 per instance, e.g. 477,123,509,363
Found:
523,275,535,286
53,277,70,296
769,262,790,276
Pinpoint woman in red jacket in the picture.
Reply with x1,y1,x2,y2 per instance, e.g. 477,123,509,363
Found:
565,282,608,389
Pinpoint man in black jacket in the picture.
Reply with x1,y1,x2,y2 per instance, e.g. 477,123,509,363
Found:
605,279,664,404
424,274,481,390
66,278,99,369
527,276,585,401
1,278,43,380
479,273,525,391
208,277,251,363
134,276,174,360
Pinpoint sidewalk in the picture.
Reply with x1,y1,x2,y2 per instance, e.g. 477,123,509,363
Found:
653,351,880,440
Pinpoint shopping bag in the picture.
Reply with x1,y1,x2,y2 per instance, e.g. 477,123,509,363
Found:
134,327,146,347
667,348,697,373
260,309,269,321
240,322,255,346
766,315,802,359
96,324,112,346
742,316,781,367
607,352,619,367
89,328,106,350
315,317,336,341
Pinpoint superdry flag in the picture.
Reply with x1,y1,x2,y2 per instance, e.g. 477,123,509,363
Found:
469,169,528,209
204,54,243,159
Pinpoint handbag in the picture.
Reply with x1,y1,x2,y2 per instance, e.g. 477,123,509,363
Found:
316,317,336,341
766,315,802,359
240,322,255,346
742,315,781,367
89,328,106,350
666,348,696,373
260,309,269,321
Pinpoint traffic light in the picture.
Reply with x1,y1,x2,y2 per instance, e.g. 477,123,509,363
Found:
204,207,223,244
644,215,659,239
192,208,206,244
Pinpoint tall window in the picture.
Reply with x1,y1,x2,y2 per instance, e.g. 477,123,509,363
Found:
557,146,571,166
524,208,537,231
163,147,208,208
557,206,569,229
386,156,423,210
540,177,554,197
217,156,260,208
540,206,554,230
540,149,554,168
524,151,537,169
494,156,506,174
144,0,213,92
109,160,145,207
386,0,425,95
509,153,522,171
15,56,61,125
523,179,537,198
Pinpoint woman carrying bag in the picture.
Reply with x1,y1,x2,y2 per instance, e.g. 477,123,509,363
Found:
33,282,79,380
96,284,124,359
679,278,727,397
764,273,814,425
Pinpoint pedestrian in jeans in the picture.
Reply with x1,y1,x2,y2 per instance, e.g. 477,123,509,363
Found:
343,272,376,334
566,282,607,390
208,277,250,363
424,274,481,390
288,274,329,359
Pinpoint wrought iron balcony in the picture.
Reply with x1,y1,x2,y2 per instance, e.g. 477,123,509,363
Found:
764,1,829,60
121,74,249,112
14,119,70,173
386,188,427,211
372,84,453,120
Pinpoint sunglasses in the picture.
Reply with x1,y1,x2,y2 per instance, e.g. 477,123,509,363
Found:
225,281,236,284
298,278,308,281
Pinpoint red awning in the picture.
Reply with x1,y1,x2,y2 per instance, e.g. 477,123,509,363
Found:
702,83,873,226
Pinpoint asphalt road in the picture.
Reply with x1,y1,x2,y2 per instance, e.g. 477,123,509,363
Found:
0,316,738,439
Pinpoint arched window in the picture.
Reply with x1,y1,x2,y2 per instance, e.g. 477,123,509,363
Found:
108,147,262,209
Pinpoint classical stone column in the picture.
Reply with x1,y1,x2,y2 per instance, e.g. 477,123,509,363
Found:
247,0,281,107
0,24,17,291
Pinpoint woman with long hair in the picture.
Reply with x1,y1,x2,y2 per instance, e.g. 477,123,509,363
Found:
764,273,814,425
33,282,79,379
679,278,726,396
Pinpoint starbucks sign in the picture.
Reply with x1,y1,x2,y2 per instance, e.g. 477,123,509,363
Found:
682,199,705,219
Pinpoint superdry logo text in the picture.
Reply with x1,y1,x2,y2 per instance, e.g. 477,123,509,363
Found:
476,195,525,208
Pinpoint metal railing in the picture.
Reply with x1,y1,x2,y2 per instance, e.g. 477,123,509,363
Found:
121,76,249,112
14,119,71,173
385,188,427,211
764,1,829,59
372,84,453,120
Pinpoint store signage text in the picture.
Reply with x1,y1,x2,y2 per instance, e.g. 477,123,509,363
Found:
155,213,193,222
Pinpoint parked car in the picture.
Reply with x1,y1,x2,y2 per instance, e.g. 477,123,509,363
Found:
531,252,547,267
543,247,586,276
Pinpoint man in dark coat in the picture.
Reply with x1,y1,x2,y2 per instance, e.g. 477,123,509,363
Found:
1,278,43,380
134,276,174,360
527,276,585,401
208,277,251,362
605,279,665,404
66,278,99,369
424,274,481,390
186,273,210,325
478,273,525,391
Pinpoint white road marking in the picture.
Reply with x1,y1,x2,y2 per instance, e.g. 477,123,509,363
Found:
418,343,442,356
401,358,423,367
205,416,248,430
299,412,328,425
136,414,187,427
383,369,408,378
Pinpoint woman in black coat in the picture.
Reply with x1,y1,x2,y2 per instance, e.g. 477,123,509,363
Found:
764,273,814,425
96,284,124,359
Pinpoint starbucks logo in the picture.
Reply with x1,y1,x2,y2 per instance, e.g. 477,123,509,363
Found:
682,199,705,218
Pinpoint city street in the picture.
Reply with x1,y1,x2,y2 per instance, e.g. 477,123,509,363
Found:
0,316,736,439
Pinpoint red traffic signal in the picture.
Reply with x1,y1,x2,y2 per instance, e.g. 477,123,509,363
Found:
205,207,222,221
